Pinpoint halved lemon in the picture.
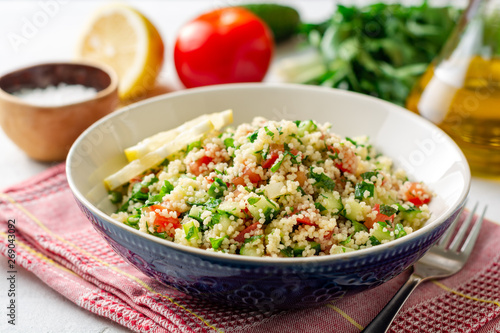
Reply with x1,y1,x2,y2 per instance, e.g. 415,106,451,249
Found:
77,4,164,101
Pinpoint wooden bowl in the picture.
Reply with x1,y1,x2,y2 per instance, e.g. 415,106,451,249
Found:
0,62,118,161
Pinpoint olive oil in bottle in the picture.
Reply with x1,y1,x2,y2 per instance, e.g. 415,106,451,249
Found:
406,0,500,177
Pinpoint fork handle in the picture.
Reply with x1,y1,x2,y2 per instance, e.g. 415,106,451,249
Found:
361,273,423,333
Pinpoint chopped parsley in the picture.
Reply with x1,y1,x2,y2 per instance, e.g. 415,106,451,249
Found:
185,224,199,240
354,182,375,200
224,137,235,148
248,197,261,206
339,234,352,245
352,220,368,233
148,180,174,205
369,236,381,245
264,126,274,138
309,167,336,191
379,204,397,217
248,130,259,143
244,235,263,244
361,171,379,181
186,140,202,152
208,177,227,198
395,223,407,239
210,235,228,250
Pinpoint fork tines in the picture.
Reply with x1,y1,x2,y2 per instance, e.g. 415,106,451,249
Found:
437,203,487,255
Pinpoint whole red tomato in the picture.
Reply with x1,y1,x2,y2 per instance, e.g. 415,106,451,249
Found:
174,7,274,88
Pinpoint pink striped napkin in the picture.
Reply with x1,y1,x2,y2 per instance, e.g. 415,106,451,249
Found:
1,163,499,332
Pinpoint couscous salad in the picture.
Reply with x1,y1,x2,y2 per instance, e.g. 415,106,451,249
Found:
105,110,432,257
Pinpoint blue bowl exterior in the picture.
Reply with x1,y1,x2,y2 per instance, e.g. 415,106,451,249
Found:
75,196,463,311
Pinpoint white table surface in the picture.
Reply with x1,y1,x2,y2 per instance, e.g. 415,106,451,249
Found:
0,1,499,332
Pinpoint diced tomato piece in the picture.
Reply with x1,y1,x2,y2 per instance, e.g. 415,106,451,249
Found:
404,182,431,206
327,145,357,174
232,168,261,187
324,230,334,240
149,204,167,211
262,152,280,169
234,222,261,242
152,215,181,236
148,206,181,236
296,216,315,226
189,155,213,176
261,144,300,169
365,204,395,229
130,176,143,184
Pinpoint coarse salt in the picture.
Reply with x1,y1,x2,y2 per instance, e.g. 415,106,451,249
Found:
12,83,98,107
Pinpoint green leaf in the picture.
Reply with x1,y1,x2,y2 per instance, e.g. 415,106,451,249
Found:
224,137,234,148
354,182,375,200
148,180,174,205
352,220,368,233
369,236,381,245
309,167,336,191
186,140,202,153
281,246,294,257
248,130,259,143
184,224,199,241
361,171,379,181
208,177,227,198
248,197,261,206
339,234,352,245
379,204,397,216
244,235,263,244
210,236,228,250
109,191,123,204
395,223,407,239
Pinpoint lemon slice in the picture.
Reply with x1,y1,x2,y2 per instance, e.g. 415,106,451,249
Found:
104,120,214,190
77,4,164,101
124,109,233,161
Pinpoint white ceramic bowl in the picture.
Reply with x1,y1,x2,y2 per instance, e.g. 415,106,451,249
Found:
67,83,470,310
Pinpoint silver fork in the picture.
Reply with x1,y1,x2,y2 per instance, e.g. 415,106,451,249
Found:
361,203,487,333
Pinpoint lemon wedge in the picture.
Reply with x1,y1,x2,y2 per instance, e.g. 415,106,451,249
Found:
77,4,164,101
104,120,214,190
124,109,233,161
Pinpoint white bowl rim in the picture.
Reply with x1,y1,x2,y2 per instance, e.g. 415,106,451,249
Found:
67,82,471,265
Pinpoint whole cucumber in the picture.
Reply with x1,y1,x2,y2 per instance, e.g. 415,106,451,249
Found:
241,3,300,43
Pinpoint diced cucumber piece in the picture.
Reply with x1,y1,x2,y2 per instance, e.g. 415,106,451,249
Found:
183,220,199,241
394,223,407,239
342,200,364,221
208,177,227,198
400,210,421,223
264,182,285,199
331,246,355,254
297,120,317,137
188,205,204,222
372,222,393,242
316,191,343,214
375,156,392,172
208,213,232,234
240,244,261,256
246,195,279,223
218,201,245,218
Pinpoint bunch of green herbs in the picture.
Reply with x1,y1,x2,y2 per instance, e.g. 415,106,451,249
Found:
281,2,462,106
